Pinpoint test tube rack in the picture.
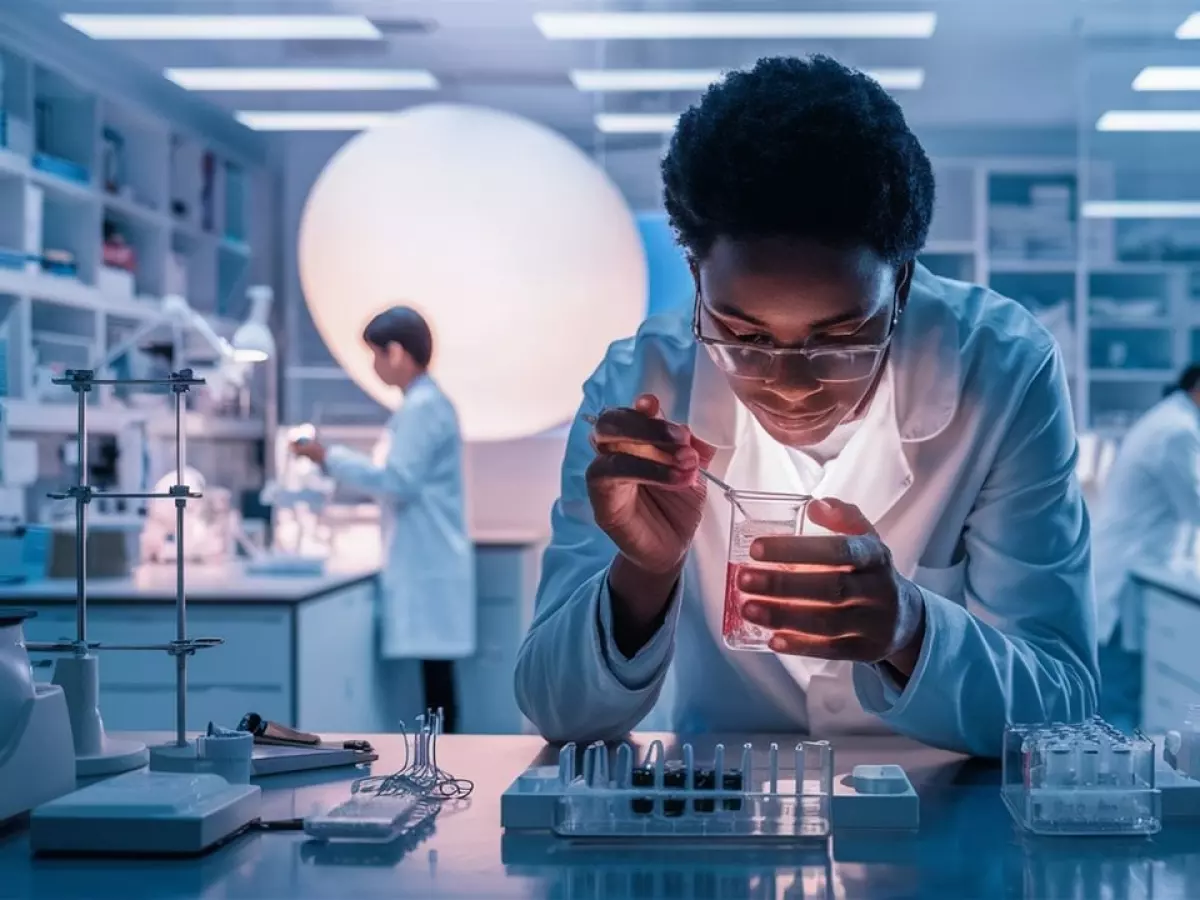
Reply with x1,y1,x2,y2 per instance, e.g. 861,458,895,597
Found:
500,739,918,842
1002,716,1161,836
25,370,223,775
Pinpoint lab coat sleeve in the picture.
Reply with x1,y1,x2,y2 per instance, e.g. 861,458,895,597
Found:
1158,429,1200,524
324,395,443,505
854,346,1099,757
513,364,681,743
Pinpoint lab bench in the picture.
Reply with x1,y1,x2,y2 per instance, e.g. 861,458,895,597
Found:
1132,568,1200,733
5,731,1200,898
0,541,541,736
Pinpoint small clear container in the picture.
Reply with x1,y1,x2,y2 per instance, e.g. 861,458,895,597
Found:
722,490,814,652
1001,716,1160,836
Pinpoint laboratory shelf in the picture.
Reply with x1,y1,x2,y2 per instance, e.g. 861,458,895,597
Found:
988,259,1079,274
1,397,266,438
1089,369,1174,383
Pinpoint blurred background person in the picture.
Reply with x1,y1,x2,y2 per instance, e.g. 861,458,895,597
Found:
292,307,475,732
1093,365,1200,732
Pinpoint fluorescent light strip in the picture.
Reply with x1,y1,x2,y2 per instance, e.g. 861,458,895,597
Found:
535,11,937,40
1133,67,1200,91
166,68,437,92
1083,201,1200,219
1177,13,1200,39
571,67,924,92
235,111,399,132
1097,110,1200,131
595,113,680,134
62,14,381,41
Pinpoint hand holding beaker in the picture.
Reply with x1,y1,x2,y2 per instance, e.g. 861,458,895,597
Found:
586,394,716,576
736,498,926,674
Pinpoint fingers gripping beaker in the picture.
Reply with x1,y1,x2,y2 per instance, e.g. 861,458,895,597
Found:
722,490,813,652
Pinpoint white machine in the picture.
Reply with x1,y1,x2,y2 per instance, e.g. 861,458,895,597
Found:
0,609,76,823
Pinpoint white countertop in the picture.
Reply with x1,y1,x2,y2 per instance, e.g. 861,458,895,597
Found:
0,562,379,605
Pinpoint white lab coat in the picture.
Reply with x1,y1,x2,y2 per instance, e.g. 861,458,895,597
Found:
514,267,1098,757
1092,391,1200,651
325,374,475,660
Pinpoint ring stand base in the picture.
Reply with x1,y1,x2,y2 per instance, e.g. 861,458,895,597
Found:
76,737,149,778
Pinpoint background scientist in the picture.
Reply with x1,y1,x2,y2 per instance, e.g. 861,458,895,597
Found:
514,56,1098,758
1092,365,1200,731
292,307,475,732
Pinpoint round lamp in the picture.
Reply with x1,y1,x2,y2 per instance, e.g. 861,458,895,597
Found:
298,103,648,441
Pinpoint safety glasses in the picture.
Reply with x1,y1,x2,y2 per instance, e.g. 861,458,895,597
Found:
692,291,899,384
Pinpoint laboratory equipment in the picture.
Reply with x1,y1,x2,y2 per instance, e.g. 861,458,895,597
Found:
1001,716,1161,836
26,367,261,856
501,738,917,840
30,770,260,855
0,524,51,583
0,609,76,823
723,490,813,651
303,709,470,843
1153,704,1200,822
256,423,333,569
152,723,253,785
142,467,233,563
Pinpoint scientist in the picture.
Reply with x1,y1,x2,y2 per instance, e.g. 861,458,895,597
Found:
292,307,474,732
514,56,1097,757
1092,366,1200,730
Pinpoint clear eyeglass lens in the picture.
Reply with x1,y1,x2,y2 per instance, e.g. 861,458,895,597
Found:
707,343,881,384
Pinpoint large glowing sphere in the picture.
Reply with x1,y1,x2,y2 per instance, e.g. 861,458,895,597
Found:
298,104,648,441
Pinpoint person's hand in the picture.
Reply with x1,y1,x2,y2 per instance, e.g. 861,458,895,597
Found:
290,439,327,467
586,394,716,578
737,497,927,677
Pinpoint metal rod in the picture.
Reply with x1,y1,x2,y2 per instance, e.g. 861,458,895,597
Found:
174,386,187,747
75,386,87,646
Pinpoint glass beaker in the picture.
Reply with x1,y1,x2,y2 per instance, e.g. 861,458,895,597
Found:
722,490,813,652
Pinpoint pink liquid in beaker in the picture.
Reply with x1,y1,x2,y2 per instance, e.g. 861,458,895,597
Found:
722,562,774,652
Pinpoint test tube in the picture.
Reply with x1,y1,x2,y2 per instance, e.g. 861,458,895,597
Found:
1110,745,1133,786
616,744,633,788
1045,742,1073,788
558,743,576,784
1079,742,1100,787
794,744,806,796
768,742,779,793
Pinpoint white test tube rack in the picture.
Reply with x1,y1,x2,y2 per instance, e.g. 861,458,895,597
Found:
549,738,834,842
26,369,223,777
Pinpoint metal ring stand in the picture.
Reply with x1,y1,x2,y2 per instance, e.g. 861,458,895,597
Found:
26,368,224,776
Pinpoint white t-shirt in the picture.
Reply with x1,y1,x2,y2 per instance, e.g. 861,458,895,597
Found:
783,416,866,488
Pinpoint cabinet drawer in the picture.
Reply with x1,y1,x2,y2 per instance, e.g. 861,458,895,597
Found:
23,604,292,687
1143,589,1200,682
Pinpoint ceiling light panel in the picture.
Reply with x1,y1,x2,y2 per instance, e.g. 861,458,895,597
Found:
1133,67,1200,91
235,111,399,132
1097,110,1200,131
166,69,437,91
1177,13,1200,39
594,113,681,134
1082,201,1200,219
571,67,924,92
535,11,937,40
61,15,382,41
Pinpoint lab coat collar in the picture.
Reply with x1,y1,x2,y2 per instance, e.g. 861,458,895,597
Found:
687,264,961,448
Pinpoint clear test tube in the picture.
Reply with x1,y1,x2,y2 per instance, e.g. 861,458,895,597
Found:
768,742,779,793
616,744,634,788
1045,743,1073,788
1110,745,1133,786
558,743,576,784
794,744,806,796
809,741,833,796
1079,742,1101,786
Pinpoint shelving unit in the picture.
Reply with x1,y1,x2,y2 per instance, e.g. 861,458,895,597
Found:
918,159,1196,433
0,32,265,440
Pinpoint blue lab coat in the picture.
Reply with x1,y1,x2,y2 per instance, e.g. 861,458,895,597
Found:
326,374,475,660
514,266,1098,757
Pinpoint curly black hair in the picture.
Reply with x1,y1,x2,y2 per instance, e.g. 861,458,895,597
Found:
662,55,935,264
